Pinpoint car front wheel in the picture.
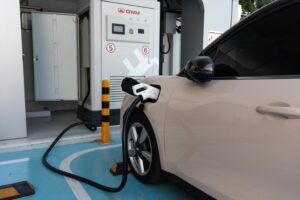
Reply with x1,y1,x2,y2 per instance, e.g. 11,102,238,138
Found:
126,112,162,184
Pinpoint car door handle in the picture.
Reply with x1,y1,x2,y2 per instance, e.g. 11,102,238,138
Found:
256,104,300,119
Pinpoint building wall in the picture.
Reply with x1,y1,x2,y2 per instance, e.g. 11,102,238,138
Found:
202,0,233,47
0,0,27,140
181,0,204,67
181,0,235,66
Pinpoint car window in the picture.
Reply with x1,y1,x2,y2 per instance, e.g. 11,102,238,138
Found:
209,4,300,78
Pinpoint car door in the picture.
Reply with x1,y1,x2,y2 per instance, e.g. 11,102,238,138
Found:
164,3,300,200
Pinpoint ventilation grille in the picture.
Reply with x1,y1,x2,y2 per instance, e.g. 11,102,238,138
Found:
110,76,145,102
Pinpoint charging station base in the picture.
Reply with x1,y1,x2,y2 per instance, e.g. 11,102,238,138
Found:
77,106,120,126
110,162,131,176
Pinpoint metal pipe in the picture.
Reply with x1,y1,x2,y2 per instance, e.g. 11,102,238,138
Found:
159,0,164,75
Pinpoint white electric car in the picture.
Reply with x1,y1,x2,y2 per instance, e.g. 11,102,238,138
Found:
121,0,300,199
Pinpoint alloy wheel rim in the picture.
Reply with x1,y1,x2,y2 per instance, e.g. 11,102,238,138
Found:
127,122,153,176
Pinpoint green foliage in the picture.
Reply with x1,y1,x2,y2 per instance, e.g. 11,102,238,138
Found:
240,0,275,14
240,0,256,13
256,0,274,9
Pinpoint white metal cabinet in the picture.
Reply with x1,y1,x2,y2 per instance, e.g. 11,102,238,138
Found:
99,1,160,109
32,12,78,101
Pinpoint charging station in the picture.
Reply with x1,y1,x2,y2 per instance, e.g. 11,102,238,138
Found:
77,0,161,127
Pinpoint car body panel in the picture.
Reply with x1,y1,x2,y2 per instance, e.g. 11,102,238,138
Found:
121,75,300,199
164,76,300,200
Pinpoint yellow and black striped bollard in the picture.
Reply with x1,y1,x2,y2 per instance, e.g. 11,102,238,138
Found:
100,80,111,143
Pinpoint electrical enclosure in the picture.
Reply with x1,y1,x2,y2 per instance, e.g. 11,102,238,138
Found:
89,0,160,110
78,0,160,126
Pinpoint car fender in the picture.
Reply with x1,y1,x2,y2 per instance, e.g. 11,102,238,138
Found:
120,76,181,171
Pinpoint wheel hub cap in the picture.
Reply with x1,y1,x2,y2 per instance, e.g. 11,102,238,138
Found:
127,122,153,176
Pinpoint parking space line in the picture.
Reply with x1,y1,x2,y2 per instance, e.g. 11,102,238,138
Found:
59,144,122,200
0,158,30,166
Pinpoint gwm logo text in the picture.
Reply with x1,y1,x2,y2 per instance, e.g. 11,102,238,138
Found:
117,8,125,14
118,8,140,15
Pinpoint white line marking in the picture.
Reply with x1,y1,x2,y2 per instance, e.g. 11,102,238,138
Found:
60,144,122,200
0,158,30,166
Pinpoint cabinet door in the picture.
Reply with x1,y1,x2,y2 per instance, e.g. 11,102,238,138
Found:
32,13,78,101
56,14,78,100
32,13,56,100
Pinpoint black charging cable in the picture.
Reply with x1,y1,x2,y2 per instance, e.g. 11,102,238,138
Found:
81,69,97,131
161,34,171,54
42,95,143,192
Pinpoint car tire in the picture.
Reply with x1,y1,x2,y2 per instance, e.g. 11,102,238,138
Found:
126,112,162,184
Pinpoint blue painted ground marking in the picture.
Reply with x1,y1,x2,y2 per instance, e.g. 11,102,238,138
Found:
0,135,196,200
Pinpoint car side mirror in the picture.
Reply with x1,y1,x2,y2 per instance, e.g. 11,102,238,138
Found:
184,56,214,83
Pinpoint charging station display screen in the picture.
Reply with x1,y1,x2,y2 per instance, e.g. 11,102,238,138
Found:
112,24,125,34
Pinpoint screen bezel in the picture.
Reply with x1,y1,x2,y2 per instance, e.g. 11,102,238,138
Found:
112,23,125,35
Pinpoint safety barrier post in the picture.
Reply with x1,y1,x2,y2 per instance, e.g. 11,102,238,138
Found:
100,80,111,143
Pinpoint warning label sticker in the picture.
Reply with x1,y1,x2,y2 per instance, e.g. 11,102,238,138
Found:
142,46,150,55
106,43,116,53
